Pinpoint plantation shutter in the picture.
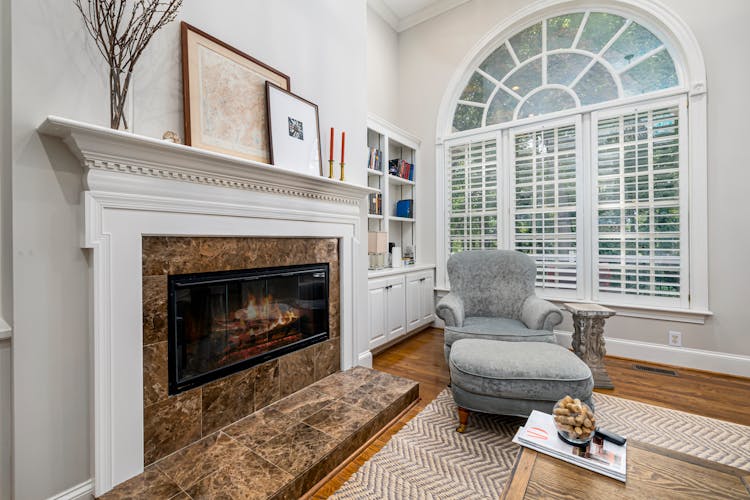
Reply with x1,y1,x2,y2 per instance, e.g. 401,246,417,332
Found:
447,139,499,254
511,122,580,292
594,103,686,305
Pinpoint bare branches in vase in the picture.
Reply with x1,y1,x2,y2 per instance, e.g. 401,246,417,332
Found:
74,0,183,130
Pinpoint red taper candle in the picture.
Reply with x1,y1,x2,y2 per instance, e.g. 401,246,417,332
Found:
329,127,334,162
340,131,346,164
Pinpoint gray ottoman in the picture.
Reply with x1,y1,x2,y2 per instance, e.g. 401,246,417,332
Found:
449,338,594,432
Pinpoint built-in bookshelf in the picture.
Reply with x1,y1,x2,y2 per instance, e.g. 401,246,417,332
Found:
366,114,420,271
367,127,385,225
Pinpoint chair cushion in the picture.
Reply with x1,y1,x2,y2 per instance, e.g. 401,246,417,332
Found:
444,317,556,346
449,339,593,401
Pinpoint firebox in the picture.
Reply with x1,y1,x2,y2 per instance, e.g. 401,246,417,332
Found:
168,263,329,394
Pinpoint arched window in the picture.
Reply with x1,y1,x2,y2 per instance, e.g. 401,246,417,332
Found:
439,4,708,315
452,12,680,131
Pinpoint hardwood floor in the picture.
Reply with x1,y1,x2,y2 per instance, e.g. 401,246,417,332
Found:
594,355,750,426
312,327,750,498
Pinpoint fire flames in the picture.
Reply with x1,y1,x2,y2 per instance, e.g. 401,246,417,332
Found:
233,294,298,330
214,295,301,365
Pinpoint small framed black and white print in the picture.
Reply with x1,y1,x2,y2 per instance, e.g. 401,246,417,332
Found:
288,117,304,140
265,82,322,176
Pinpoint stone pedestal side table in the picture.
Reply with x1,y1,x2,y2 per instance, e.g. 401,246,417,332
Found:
563,303,616,389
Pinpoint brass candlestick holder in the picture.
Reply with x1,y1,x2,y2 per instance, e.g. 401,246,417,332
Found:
328,160,334,179
340,162,345,181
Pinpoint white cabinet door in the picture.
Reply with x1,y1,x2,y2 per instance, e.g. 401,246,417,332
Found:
386,277,406,340
405,274,422,331
367,279,387,350
420,272,436,324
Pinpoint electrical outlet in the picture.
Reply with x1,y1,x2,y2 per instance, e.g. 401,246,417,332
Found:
668,331,682,347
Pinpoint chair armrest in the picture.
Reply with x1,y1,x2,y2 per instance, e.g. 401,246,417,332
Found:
521,296,563,331
436,293,465,327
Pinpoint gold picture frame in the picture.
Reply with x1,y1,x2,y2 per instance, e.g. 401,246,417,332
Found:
181,22,290,163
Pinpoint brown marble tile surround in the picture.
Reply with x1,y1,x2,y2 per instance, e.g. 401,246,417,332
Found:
142,237,341,465
101,367,419,500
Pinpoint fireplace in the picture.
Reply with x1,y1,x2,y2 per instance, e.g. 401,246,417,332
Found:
168,263,330,394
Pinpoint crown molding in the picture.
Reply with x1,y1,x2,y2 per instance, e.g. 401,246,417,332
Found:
367,112,422,146
397,0,471,32
368,0,471,33
367,0,400,31
38,116,376,206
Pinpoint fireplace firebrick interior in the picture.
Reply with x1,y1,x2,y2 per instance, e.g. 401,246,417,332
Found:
168,263,330,394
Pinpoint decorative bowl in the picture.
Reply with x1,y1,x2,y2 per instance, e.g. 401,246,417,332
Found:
552,396,595,447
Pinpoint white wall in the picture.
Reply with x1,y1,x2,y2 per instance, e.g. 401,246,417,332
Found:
367,7,400,123
399,0,750,359
0,341,9,500
9,1,367,498
1,0,12,497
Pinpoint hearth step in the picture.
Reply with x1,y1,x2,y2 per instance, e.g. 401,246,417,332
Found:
98,367,419,499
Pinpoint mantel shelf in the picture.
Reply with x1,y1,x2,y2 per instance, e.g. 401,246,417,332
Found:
38,116,377,205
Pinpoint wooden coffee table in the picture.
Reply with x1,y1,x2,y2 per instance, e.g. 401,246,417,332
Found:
501,441,750,499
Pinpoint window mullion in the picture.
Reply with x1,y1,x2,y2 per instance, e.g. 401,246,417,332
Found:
580,113,591,302
619,115,626,293
648,109,656,297
502,129,512,250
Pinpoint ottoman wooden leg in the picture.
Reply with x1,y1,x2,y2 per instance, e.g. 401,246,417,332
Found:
456,407,470,433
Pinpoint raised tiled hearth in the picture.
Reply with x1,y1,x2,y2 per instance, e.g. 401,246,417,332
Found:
142,236,341,465
101,367,419,499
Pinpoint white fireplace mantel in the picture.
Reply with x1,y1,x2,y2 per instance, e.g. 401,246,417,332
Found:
38,116,376,496
39,116,376,204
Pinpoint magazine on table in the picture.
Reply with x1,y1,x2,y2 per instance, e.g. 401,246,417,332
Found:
512,410,627,482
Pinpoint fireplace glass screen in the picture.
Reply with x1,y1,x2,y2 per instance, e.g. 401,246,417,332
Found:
168,263,329,394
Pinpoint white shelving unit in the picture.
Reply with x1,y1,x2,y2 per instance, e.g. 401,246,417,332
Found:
365,115,436,353
366,114,419,269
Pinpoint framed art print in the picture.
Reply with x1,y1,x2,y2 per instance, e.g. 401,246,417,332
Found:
265,82,323,176
181,22,290,163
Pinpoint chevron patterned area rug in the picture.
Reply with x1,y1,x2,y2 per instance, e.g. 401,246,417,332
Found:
330,389,750,499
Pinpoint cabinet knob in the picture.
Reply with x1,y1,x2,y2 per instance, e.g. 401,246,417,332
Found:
420,278,426,282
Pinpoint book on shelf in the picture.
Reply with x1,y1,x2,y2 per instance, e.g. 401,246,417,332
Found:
367,147,383,171
512,410,627,482
388,159,415,181
395,199,413,218
368,192,382,215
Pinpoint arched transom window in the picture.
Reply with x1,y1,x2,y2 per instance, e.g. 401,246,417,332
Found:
453,11,680,132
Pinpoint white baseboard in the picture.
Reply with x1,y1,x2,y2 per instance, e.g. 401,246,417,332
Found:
46,479,93,500
555,331,750,378
358,350,373,368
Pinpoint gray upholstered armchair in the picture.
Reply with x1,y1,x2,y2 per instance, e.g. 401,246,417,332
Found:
437,250,562,361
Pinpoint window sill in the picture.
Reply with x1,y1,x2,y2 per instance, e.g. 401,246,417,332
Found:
434,287,712,324
546,298,712,324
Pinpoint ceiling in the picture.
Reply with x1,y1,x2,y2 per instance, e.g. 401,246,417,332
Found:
368,0,471,32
